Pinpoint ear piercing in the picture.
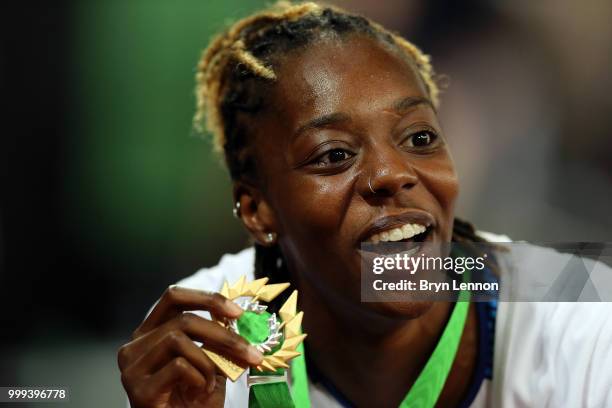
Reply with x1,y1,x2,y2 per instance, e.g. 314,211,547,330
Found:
233,202,276,244
265,232,277,244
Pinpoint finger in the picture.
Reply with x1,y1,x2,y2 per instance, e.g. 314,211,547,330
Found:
135,286,243,337
126,313,263,368
142,357,206,402
210,311,231,326
177,313,264,366
124,330,218,393
180,373,227,406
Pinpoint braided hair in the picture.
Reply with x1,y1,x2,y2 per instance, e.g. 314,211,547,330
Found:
194,1,492,303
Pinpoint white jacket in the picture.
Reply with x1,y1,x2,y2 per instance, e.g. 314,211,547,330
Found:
164,233,612,407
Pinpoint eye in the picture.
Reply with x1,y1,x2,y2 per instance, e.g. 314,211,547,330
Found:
328,149,350,162
314,148,354,167
406,130,437,147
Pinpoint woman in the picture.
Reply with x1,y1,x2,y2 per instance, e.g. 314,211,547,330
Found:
117,2,612,407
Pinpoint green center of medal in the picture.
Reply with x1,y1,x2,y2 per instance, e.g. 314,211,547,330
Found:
237,310,271,344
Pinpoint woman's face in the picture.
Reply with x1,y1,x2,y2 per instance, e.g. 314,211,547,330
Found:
248,35,458,317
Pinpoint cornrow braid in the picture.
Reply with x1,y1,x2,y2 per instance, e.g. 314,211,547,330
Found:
194,1,322,154
194,1,440,179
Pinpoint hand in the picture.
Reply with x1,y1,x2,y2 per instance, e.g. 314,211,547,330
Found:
118,286,263,407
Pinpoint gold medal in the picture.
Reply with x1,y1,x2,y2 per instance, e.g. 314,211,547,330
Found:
202,276,306,381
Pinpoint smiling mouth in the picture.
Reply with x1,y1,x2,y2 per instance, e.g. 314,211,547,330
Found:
366,223,432,244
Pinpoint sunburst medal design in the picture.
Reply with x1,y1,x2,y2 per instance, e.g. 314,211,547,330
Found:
202,276,306,381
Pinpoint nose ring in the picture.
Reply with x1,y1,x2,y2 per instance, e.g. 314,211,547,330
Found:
368,176,376,194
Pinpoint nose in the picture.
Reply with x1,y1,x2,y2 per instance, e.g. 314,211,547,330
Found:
363,147,418,198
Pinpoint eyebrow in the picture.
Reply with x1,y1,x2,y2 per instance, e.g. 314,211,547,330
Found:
391,96,435,113
293,96,434,138
294,112,351,138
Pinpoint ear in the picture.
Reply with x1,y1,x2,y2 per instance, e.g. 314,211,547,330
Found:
233,181,278,246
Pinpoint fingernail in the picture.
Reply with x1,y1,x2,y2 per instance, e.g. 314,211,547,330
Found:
207,377,216,393
247,346,264,364
226,300,243,316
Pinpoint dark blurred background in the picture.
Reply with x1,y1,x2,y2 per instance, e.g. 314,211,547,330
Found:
1,0,610,406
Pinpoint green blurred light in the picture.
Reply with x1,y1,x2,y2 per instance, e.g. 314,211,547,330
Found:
69,0,264,261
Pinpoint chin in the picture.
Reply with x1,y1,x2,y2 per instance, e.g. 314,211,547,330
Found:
366,300,435,320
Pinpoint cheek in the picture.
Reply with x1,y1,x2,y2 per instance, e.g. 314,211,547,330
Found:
416,152,459,227
430,160,459,210
270,173,361,284
272,173,355,240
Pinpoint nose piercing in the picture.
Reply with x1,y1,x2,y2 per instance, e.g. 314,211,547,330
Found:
368,176,376,194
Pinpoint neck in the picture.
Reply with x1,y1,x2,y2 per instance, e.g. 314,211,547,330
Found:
298,277,477,407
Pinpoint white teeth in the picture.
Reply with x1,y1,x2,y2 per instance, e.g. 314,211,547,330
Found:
401,224,414,239
368,223,427,243
389,228,403,241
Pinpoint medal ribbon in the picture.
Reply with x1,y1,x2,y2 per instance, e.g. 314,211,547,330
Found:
249,266,471,408
289,287,471,408
249,373,295,408
244,311,295,408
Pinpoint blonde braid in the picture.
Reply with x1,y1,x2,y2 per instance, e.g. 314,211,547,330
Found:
194,1,441,160
194,2,324,152
393,36,440,107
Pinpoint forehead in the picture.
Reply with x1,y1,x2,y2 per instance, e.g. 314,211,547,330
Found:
269,35,428,123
